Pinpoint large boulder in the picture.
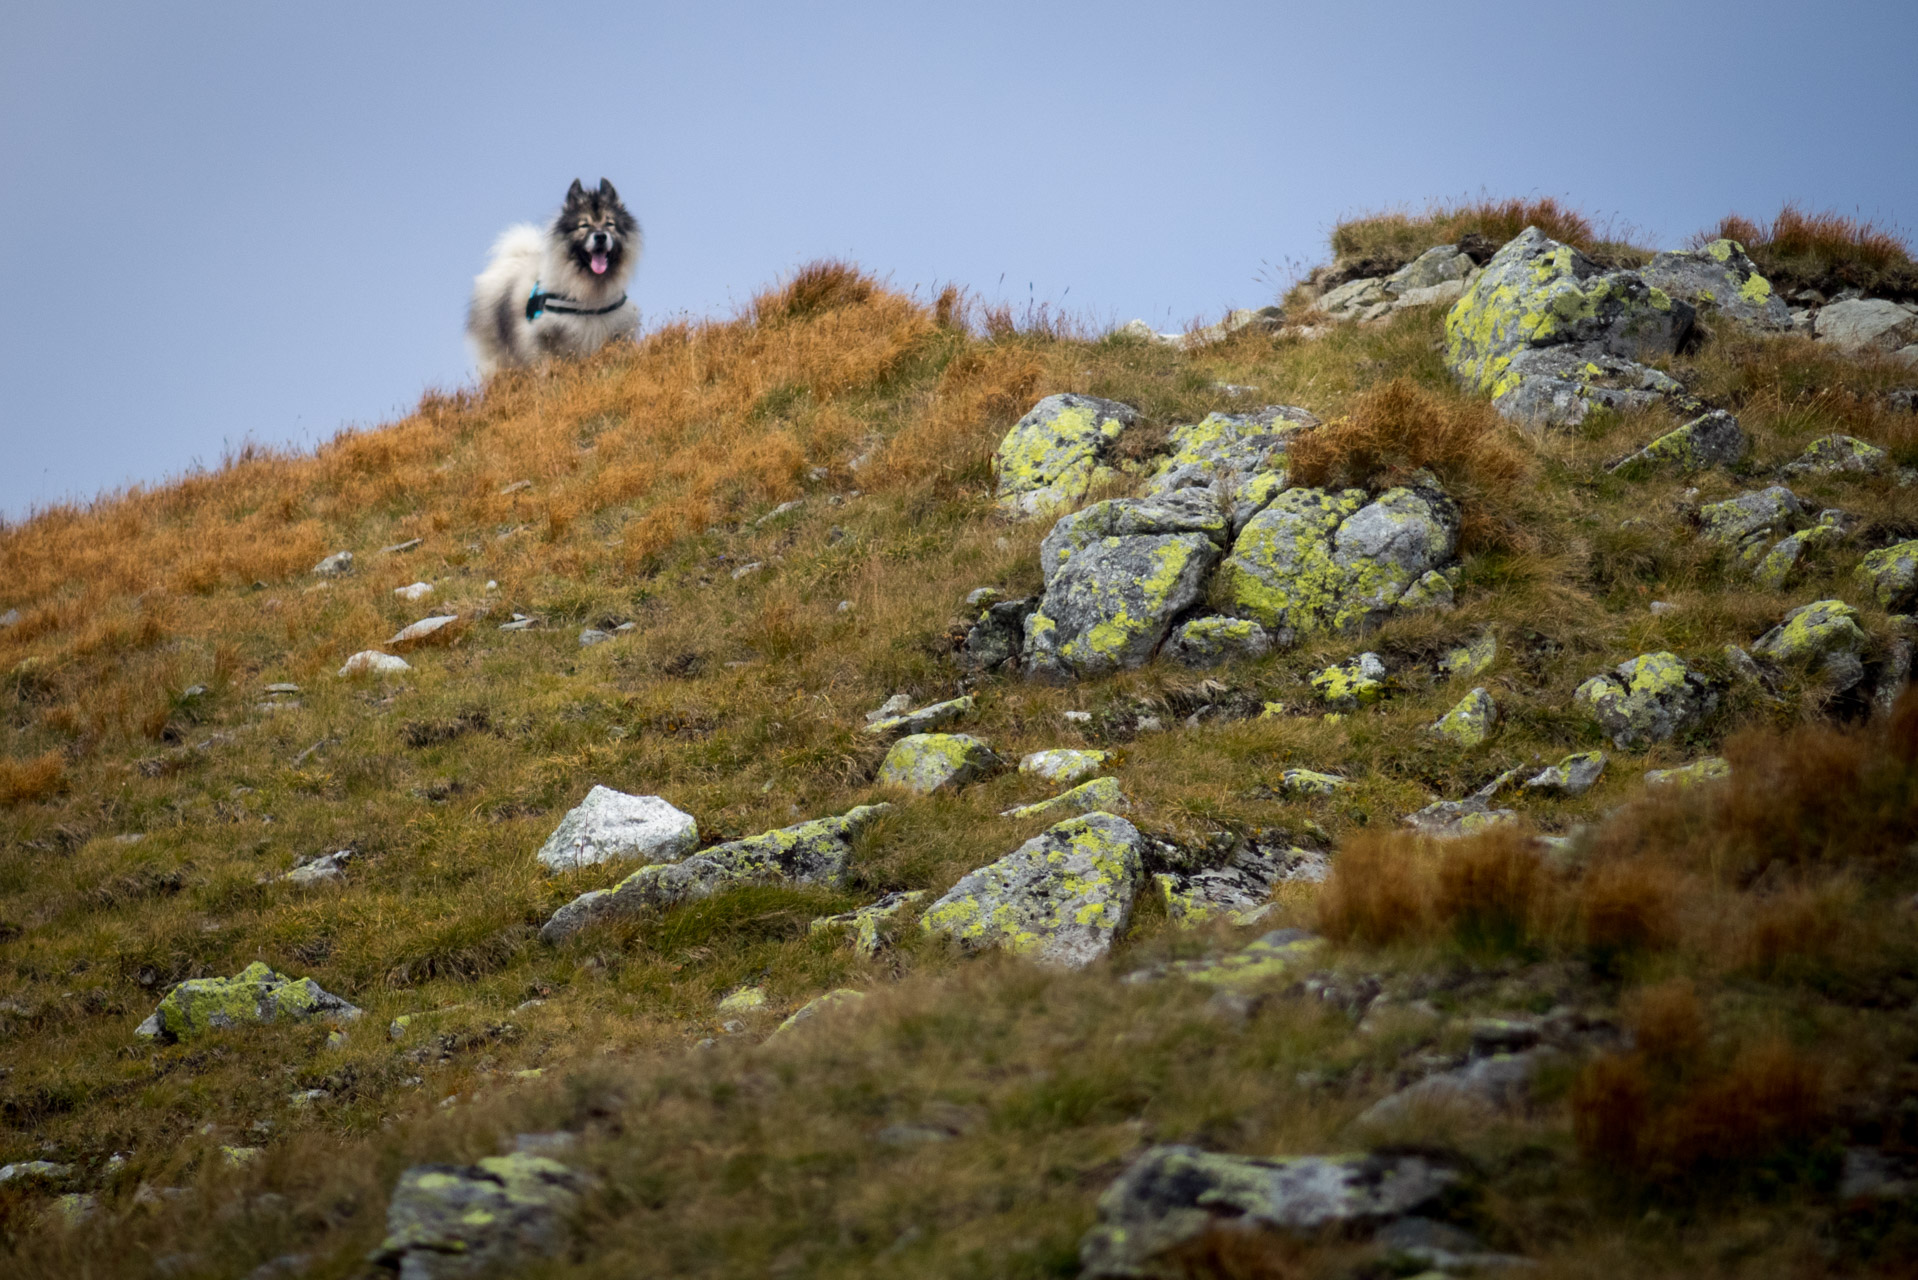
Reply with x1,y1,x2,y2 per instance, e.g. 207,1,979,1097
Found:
1445,227,1694,420
1141,406,1319,530
921,812,1144,968
1079,1145,1459,1278
1218,482,1460,643
1815,298,1918,354
877,733,1002,793
1575,652,1718,749
1023,533,1221,680
1856,540,1918,611
993,394,1138,518
1639,240,1791,330
539,805,890,944
1751,599,1869,690
534,785,698,872
136,962,362,1042
371,1153,589,1280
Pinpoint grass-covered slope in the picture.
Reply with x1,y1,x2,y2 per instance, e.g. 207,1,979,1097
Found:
3,251,1918,1277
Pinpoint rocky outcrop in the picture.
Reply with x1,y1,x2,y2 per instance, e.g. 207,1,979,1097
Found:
1446,227,1695,427
1575,652,1717,749
922,812,1144,968
993,394,1138,518
372,1153,590,1280
1815,298,1918,355
136,962,362,1042
1024,528,1220,681
534,785,698,872
1080,1145,1459,1278
538,805,890,944
1141,406,1318,529
1315,244,1481,324
877,733,1002,793
1640,240,1792,330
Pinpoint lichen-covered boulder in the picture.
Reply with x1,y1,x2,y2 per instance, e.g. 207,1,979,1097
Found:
963,598,1039,669
1815,298,1918,354
1640,240,1791,330
538,805,890,944
1164,616,1273,667
1644,757,1730,788
1609,409,1748,477
534,785,698,872
1080,1144,1458,1279
1856,540,1918,611
1575,652,1718,749
1281,768,1348,796
1141,405,1319,529
1155,848,1316,926
1023,533,1220,680
1403,796,1519,838
1523,750,1606,795
1698,486,1807,559
810,891,927,957
1430,687,1497,747
1019,749,1113,784
1782,434,1889,478
1038,491,1229,582
877,733,1002,793
770,988,866,1039
1219,483,1460,641
372,1153,589,1280
1439,631,1498,679
1752,516,1847,591
993,394,1138,518
1493,346,1688,429
922,812,1145,969
136,962,361,1042
1751,599,1868,690
1311,652,1387,709
861,694,975,740
1445,227,1694,413
1000,776,1126,821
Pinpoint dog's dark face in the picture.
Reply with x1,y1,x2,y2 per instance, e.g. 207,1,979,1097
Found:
558,178,637,279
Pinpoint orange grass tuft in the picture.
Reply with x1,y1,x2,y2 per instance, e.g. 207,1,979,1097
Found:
0,749,66,806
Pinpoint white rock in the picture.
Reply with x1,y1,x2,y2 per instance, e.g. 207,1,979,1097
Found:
1018,749,1113,784
394,582,434,602
312,551,354,577
535,784,699,872
1815,298,1918,354
283,850,353,886
338,650,412,677
388,615,458,645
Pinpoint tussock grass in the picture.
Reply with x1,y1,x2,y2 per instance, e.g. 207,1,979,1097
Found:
1701,202,1918,299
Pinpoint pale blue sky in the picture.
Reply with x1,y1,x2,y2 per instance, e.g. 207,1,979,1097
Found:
2,1,1913,517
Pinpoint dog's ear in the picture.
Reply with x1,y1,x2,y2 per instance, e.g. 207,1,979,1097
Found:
598,178,619,204
565,178,586,205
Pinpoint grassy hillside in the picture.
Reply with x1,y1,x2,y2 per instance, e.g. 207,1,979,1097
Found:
3,229,1918,1278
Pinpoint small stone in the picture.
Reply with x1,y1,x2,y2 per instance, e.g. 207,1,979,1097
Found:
770,989,866,1039
1524,751,1606,795
1856,540,1918,612
135,962,362,1042
485,580,499,591
1438,632,1497,679
534,785,699,872
497,617,538,632
862,694,975,740
1429,687,1497,747
864,694,914,723
1358,1049,1551,1128
1000,776,1126,821
964,587,1001,607
1062,710,1093,724
0,1161,72,1185
381,538,423,555
393,582,434,602
1018,749,1113,784
1575,651,1718,749
1403,796,1520,838
1311,653,1387,710
756,499,803,526
1280,769,1347,796
372,1153,590,1280
1782,434,1889,478
264,682,301,695
387,615,459,646
282,850,353,886
311,551,354,577
1649,600,1676,615
876,733,1001,793
1751,599,1868,690
1644,757,1730,788
716,986,768,1014
1164,616,1273,668
731,562,764,581
1609,410,1748,477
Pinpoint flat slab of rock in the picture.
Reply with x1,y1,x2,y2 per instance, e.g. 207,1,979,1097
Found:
877,733,1001,793
372,1153,589,1280
1815,297,1918,354
1080,1144,1458,1278
1000,776,1125,821
538,805,890,944
993,394,1138,518
1645,756,1730,788
1575,651,1717,749
922,812,1144,968
861,694,974,740
136,961,362,1042
1609,409,1747,477
1524,750,1606,795
535,784,699,872
1019,748,1113,784
388,615,459,646
339,650,411,677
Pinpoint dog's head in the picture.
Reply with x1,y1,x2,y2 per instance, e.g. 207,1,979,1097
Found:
558,178,638,280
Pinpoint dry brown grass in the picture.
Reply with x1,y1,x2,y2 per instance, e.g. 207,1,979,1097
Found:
1328,196,1603,272
1286,378,1533,552
1701,203,1918,299
0,750,63,806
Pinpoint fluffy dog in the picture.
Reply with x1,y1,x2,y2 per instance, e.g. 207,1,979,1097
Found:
467,178,641,376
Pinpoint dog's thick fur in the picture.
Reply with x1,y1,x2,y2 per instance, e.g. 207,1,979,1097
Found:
467,178,641,377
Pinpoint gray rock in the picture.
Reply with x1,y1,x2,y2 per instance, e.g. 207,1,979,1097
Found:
1751,599,1868,690
1219,481,1460,641
1644,757,1730,788
964,587,1001,608
388,616,459,646
1429,687,1497,747
1389,244,1476,292
1575,651,1718,749
371,1153,589,1280
1877,637,1914,718
1141,405,1319,529
809,890,928,956
1815,298,1918,354
534,785,699,872
578,628,612,647
1439,632,1498,679
1039,491,1230,582
1856,540,1918,611
1495,346,1686,429
1000,776,1126,821
1697,486,1806,559
283,849,354,886
862,694,975,740
135,962,362,1042
1155,846,1312,925
1640,240,1792,330
538,805,890,944
0,1161,72,1186
769,988,866,1039
963,598,1039,669
1079,1145,1458,1278
1524,751,1606,795
1403,795,1519,838
1018,749,1113,784
1311,652,1388,709
338,651,411,677
1840,1148,1917,1202
877,733,1002,793
312,551,354,577
1782,434,1889,478
1164,616,1273,667
1280,769,1348,796
1609,409,1748,477
993,394,1139,518
922,812,1145,968
1358,1049,1551,1127
1023,532,1220,680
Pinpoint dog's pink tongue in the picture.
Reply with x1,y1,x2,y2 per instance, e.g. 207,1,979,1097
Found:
590,253,609,275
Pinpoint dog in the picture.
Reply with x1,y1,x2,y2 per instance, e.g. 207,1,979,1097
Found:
467,178,641,376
